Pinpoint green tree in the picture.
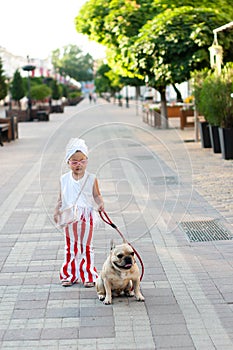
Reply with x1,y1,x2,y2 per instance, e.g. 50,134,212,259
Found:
75,0,156,79
76,0,233,49
52,45,94,82
129,7,233,126
62,84,68,98
94,63,123,95
0,57,7,101
75,0,156,46
94,64,111,93
30,85,51,101
51,79,61,100
76,0,233,127
105,69,124,94
11,69,25,107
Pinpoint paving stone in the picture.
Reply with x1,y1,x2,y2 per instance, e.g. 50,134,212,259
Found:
3,328,41,341
80,306,113,317
17,292,49,301
41,327,78,340
14,300,48,309
46,307,80,318
12,309,46,319
80,316,114,327
156,334,195,348
155,323,191,335
149,313,186,325
79,326,115,339
49,291,80,300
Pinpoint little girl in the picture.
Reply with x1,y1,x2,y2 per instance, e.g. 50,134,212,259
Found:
54,138,104,287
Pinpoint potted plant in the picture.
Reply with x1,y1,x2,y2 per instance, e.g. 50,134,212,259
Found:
197,63,233,159
217,63,233,160
50,79,64,113
192,69,211,148
198,72,223,153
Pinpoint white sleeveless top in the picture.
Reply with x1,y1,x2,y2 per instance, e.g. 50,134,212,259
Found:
60,171,98,225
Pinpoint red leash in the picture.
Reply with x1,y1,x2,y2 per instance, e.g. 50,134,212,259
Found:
99,210,144,281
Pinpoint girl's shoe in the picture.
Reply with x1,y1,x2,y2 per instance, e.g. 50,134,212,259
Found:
84,282,95,288
61,280,73,287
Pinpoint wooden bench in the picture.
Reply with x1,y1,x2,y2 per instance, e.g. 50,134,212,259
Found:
0,123,9,146
167,106,194,129
167,105,182,118
180,109,194,130
143,104,194,129
0,116,18,146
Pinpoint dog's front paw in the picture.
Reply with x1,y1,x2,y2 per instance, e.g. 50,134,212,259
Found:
136,293,145,302
103,297,112,305
98,294,105,301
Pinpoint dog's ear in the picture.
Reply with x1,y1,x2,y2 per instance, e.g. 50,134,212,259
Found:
122,238,127,244
110,239,115,250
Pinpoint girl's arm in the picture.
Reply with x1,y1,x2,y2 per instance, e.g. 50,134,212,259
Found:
54,189,62,224
93,178,104,211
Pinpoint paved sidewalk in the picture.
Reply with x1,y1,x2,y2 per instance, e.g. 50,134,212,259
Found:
0,98,233,349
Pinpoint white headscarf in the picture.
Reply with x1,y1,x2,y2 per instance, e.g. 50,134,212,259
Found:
65,138,88,163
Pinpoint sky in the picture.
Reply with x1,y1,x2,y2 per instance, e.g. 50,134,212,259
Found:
0,0,105,60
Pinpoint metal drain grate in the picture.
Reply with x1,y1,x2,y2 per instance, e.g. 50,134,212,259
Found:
179,220,233,242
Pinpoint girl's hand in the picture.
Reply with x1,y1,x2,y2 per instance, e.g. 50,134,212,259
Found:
54,193,62,224
53,210,60,224
98,202,104,212
93,179,104,212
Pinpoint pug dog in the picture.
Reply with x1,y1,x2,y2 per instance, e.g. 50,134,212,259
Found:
96,240,145,305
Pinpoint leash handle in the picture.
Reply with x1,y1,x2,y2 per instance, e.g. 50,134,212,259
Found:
99,210,144,281
99,210,117,229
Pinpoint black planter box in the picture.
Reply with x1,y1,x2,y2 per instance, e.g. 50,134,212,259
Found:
50,105,64,113
199,121,211,148
219,127,233,160
209,125,221,153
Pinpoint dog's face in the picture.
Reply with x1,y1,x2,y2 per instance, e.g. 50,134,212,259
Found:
110,241,135,271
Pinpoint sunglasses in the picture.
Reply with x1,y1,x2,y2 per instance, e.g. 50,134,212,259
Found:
68,159,88,166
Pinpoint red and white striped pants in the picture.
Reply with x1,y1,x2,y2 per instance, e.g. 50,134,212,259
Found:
60,219,98,283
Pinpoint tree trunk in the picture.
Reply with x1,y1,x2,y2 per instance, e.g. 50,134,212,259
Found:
172,84,183,102
135,85,141,100
135,86,141,116
159,88,168,129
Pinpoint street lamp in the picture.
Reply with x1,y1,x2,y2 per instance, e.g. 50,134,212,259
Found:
22,56,36,121
209,21,233,75
208,33,223,75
